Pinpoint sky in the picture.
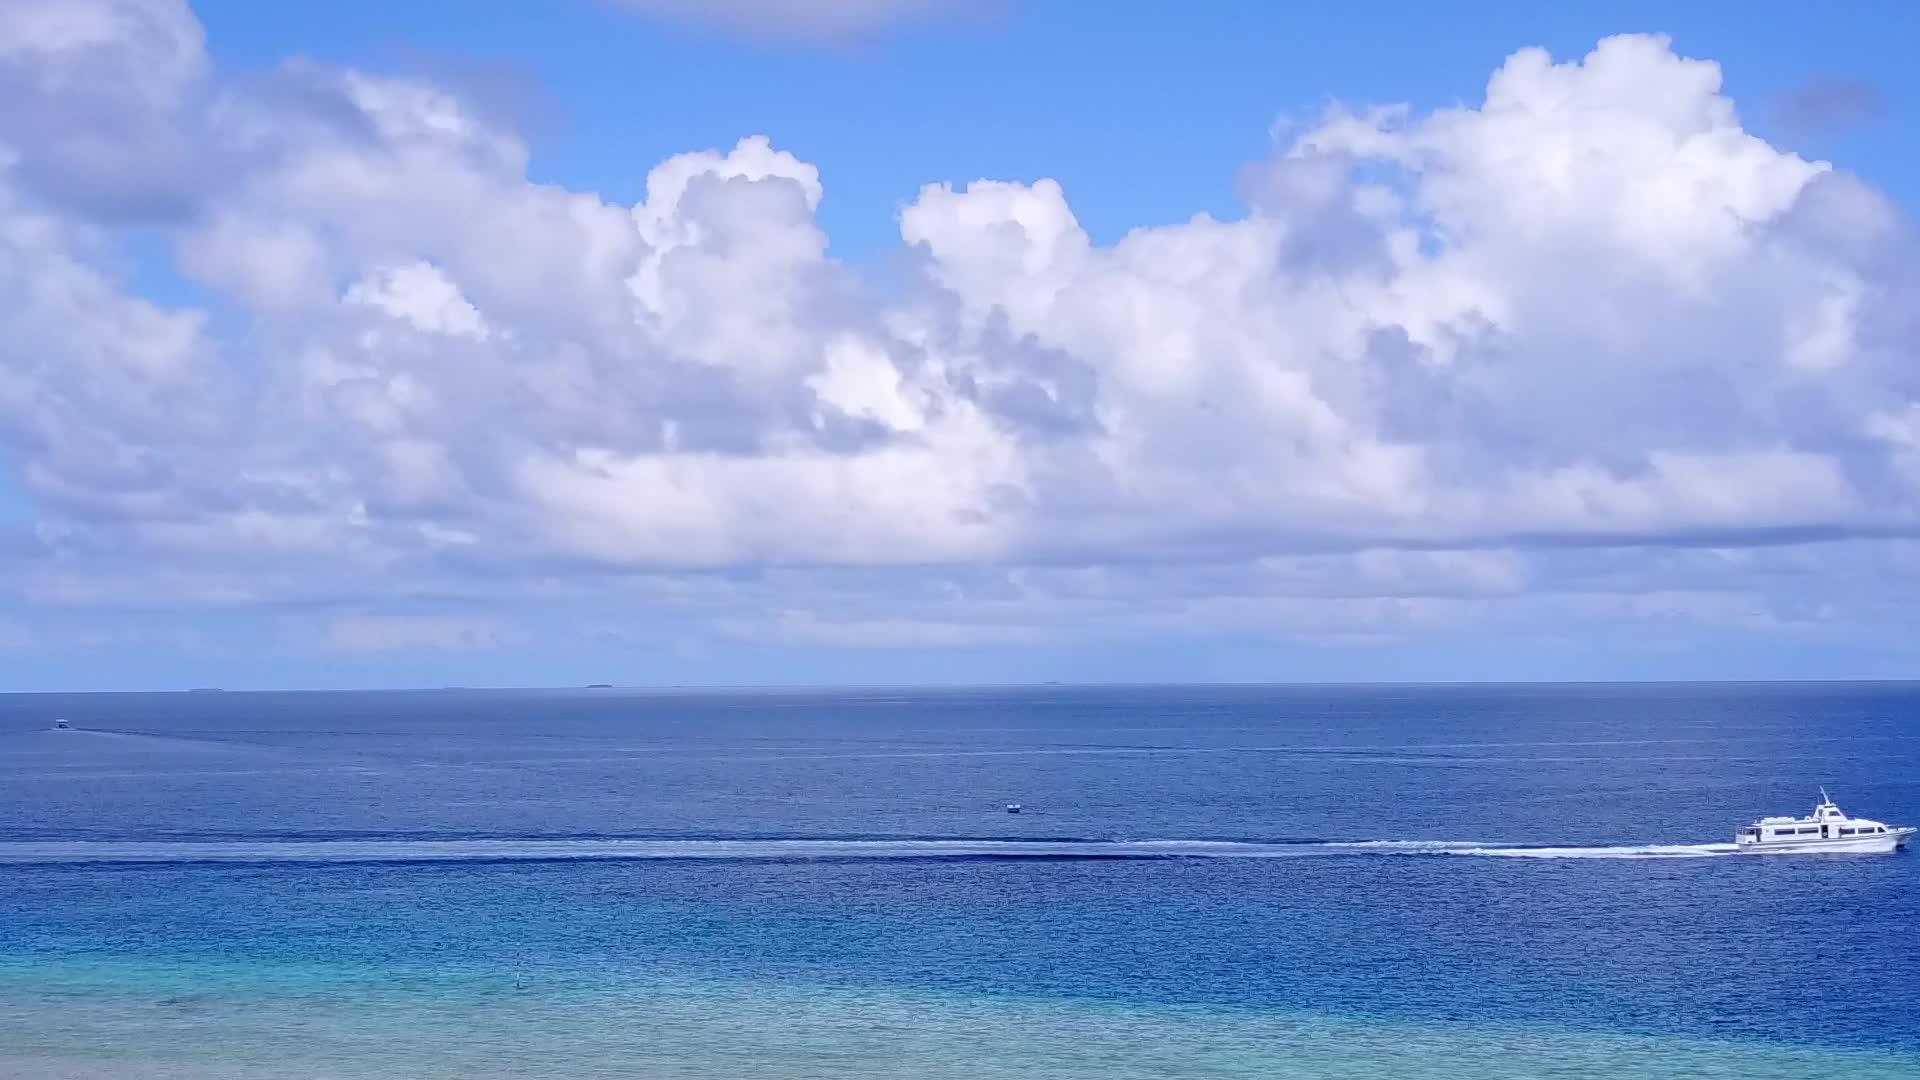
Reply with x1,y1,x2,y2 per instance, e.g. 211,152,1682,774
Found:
1,1,1918,691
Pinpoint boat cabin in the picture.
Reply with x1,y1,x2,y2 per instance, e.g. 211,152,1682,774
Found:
1737,790,1896,846
1740,817,1893,842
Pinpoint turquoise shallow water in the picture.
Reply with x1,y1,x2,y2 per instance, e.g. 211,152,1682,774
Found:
6,963,1920,1079
4,684,1919,1076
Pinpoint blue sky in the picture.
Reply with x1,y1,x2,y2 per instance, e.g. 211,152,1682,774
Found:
0,1,1917,689
188,1,1916,257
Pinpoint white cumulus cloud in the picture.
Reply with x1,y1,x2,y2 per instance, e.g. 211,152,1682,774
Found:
0,11,1916,661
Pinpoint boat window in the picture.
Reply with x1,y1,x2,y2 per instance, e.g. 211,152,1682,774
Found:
1840,828,1855,836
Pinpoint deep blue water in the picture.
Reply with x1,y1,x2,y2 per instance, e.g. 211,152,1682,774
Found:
3,683,1918,1075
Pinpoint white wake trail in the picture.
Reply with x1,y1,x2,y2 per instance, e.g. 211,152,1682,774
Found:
1433,842,1740,859
0,837,1753,865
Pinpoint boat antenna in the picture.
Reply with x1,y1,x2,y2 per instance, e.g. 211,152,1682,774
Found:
1819,785,1830,805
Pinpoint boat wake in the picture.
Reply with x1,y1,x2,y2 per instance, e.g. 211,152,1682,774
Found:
1430,842,1739,859
0,837,1749,865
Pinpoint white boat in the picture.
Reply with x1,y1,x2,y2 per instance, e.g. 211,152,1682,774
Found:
1734,789,1914,854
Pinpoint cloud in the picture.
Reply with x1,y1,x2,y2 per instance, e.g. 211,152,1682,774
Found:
715,609,1046,648
0,17,1918,660
318,614,517,654
1775,77,1886,138
0,0,213,221
607,0,980,43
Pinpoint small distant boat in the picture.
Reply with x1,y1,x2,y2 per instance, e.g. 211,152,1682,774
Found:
1006,802,1021,814
52,718,69,730
1735,789,1914,854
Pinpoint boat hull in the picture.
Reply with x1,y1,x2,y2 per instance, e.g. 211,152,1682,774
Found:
1734,828,1913,855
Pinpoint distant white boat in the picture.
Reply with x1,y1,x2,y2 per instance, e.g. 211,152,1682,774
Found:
1006,802,1021,814
52,718,69,730
1735,789,1914,854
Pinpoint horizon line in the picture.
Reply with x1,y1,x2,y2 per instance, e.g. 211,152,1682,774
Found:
4,676,1918,696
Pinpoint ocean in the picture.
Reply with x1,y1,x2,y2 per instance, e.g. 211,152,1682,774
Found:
2,683,1917,1078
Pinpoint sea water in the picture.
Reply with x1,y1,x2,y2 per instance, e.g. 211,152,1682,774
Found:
2,683,1917,1077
